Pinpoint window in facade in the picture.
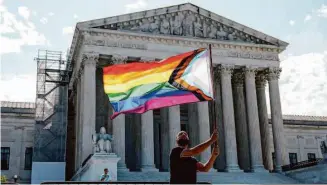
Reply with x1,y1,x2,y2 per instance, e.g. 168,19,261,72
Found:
307,153,316,161
289,153,298,165
1,147,10,170
24,147,33,170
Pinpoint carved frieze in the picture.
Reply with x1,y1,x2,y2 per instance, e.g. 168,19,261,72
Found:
83,32,279,61
94,10,272,45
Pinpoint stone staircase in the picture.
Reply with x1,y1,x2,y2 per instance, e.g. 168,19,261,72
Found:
118,171,299,184
284,163,327,183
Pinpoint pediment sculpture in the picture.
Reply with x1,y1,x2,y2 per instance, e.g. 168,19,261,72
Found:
92,127,113,153
95,11,272,45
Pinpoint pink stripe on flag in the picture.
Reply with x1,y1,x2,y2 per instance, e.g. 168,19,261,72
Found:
110,92,199,119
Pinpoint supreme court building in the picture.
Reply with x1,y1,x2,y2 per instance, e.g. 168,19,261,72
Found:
63,3,326,180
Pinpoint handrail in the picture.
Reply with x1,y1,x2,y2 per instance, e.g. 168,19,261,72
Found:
282,158,323,172
81,154,93,167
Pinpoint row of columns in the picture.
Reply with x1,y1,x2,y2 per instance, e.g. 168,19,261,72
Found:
74,52,287,173
217,65,286,172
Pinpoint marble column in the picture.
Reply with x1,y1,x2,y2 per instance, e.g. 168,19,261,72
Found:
267,67,287,171
232,71,251,171
153,112,161,169
197,102,212,163
219,65,241,172
244,67,265,172
315,136,323,158
113,114,127,170
160,106,181,171
256,73,273,171
160,108,170,171
134,115,142,170
80,53,97,162
213,70,226,171
141,110,157,171
168,106,181,152
188,103,198,147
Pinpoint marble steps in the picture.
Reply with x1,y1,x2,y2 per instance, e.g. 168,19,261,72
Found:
117,171,299,184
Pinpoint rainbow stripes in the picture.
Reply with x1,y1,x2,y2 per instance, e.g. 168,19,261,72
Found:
103,48,214,119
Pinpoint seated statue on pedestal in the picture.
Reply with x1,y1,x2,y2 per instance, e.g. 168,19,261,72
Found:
92,127,113,153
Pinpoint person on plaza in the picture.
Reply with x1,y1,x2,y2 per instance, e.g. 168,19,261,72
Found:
170,129,219,184
100,168,111,182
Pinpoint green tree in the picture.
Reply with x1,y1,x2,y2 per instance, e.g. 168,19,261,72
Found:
1,175,7,183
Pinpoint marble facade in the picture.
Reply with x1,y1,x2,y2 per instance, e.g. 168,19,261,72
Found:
1,101,326,183
1,102,35,183
64,2,326,179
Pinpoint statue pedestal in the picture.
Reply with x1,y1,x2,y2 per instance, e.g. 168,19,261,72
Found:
71,153,120,181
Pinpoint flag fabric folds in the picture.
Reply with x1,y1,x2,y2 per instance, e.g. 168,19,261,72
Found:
103,48,214,119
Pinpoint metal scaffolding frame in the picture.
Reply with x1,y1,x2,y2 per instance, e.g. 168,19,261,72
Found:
33,49,70,162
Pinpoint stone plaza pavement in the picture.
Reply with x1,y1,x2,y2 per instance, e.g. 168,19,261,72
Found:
118,171,299,184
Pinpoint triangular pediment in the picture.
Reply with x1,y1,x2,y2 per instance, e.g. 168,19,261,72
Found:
77,3,288,47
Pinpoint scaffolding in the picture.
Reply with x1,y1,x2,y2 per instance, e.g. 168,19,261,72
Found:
33,50,70,162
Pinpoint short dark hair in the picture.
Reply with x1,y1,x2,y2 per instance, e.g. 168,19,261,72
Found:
104,168,108,171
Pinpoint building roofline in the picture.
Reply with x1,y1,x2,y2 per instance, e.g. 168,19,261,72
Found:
1,101,35,109
268,114,327,122
67,2,289,67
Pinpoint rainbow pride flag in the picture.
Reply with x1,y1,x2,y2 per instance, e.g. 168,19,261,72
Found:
103,48,214,119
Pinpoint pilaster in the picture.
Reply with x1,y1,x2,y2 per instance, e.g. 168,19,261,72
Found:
297,135,305,161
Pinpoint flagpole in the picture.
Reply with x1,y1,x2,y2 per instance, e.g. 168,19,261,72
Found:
208,44,218,147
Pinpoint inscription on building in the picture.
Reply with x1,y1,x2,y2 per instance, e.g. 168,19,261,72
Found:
84,39,147,50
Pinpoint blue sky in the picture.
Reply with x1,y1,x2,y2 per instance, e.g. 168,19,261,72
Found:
1,0,327,116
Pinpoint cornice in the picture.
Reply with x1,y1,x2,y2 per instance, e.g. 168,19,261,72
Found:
80,29,280,61
82,28,282,52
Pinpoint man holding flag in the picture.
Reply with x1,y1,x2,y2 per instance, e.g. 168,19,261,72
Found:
170,130,219,184
104,46,219,183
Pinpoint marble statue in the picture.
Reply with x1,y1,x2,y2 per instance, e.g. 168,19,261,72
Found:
217,27,228,40
208,23,218,39
160,17,170,34
193,16,203,37
92,127,113,153
149,19,160,34
97,10,271,45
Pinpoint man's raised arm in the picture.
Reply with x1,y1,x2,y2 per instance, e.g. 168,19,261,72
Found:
196,145,220,172
181,129,218,157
